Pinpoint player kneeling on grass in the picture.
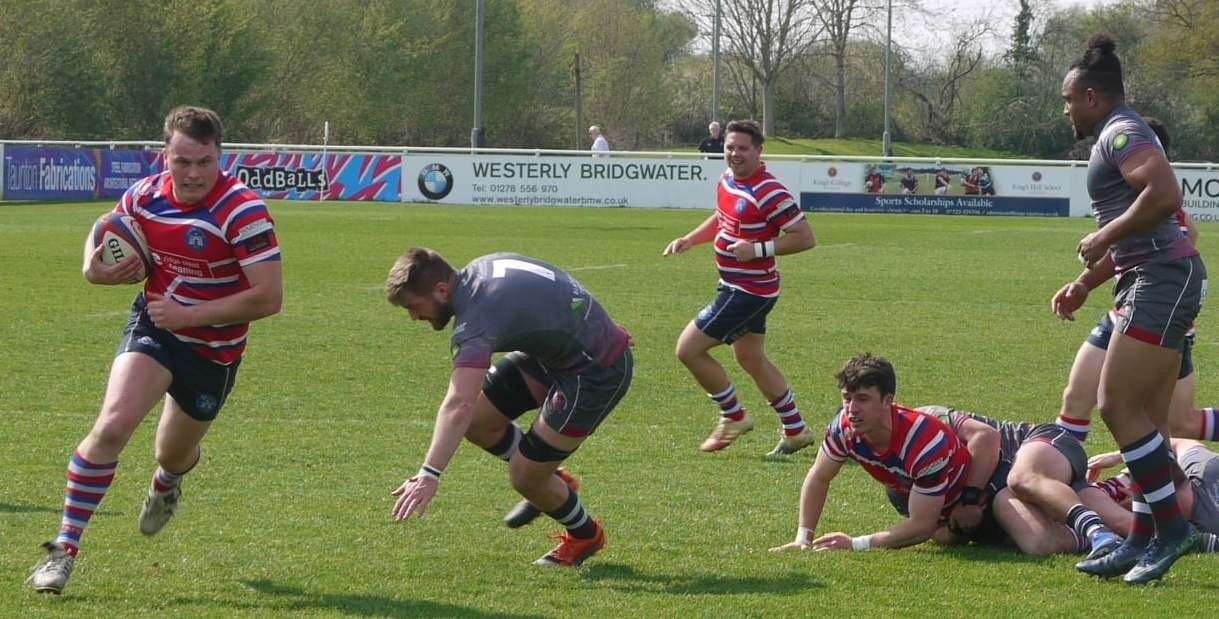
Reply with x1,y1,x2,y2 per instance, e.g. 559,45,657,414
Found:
769,354,1120,557
27,106,283,595
385,248,633,567
769,354,984,553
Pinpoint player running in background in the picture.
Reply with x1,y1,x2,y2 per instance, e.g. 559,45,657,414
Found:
27,106,283,594
1083,439,1219,555
1053,34,1205,583
662,119,816,457
1051,117,1218,446
384,249,632,567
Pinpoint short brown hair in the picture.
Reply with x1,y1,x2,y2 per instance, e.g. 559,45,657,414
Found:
163,105,224,147
385,247,455,305
836,353,897,397
725,119,764,147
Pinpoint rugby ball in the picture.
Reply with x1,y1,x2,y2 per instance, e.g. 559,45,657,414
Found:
91,212,151,279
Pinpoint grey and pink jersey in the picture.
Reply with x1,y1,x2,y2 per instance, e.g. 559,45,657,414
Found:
448,253,631,373
1179,444,1219,535
1087,105,1195,270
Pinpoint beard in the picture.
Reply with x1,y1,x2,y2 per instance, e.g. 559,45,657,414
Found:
429,303,454,331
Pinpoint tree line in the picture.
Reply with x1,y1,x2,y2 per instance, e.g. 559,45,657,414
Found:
1,0,1214,160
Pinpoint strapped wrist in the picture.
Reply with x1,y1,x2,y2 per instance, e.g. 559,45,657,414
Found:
851,535,872,551
796,526,813,544
418,464,443,480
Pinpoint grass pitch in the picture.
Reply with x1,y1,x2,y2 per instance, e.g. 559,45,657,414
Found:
2,200,1217,616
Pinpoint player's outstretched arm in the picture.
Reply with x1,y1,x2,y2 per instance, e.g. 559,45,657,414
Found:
391,366,484,521
663,213,718,256
948,417,999,533
770,451,843,552
856,491,944,550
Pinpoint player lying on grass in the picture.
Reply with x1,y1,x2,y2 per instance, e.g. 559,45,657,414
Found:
769,354,1119,557
1082,438,1219,555
384,249,633,567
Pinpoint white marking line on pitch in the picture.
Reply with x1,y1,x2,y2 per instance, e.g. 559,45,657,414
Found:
816,243,857,249
568,264,627,272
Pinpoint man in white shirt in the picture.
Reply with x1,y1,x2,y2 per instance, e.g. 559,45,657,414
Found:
589,126,609,157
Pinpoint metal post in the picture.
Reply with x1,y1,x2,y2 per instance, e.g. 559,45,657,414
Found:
882,0,892,157
471,0,486,149
320,120,329,201
712,0,721,125
575,53,583,150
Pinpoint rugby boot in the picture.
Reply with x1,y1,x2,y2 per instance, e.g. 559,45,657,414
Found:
27,542,75,594
699,413,756,452
1123,526,1200,585
139,484,181,536
534,519,605,567
766,426,817,458
504,468,581,529
1075,538,1145,577
1084,530,1123,561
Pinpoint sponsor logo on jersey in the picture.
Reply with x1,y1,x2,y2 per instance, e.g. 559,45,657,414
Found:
1114,133,1129,150
186,226,208,252
735,198,747,215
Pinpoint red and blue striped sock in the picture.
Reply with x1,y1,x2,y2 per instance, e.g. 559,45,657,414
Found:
709,384,745,422
1056,414,1091,442
1199,407,1219,441
770,388,806,436
55,451,117,557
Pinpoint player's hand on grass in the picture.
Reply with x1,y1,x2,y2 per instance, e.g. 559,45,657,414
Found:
146,293,195,330
663,237,692,256
948,504,983,534
810,532,852,551
86,245,144,285
725,240,757,262
1086,451,1123,482
391,474,438,521
769,539,812,552
1051,281,1088,321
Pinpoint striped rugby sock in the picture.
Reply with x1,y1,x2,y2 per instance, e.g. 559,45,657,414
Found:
545,489,597,539
1200,407,1219,441
770,388,806,436
1121,430,1188,541
152,467,184,496
709,384,746,422
56,451,118,557
1056,414,1091,442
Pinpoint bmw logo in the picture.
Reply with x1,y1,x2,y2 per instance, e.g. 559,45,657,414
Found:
418,163,453,200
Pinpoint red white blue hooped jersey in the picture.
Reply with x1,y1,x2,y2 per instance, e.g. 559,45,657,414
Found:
114,171,280,364
713,164,804,298
820,403,971,516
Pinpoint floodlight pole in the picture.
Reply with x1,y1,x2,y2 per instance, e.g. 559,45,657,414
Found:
712,0,721,125
882,0,892,157
575,53,583,149
471,0,486,149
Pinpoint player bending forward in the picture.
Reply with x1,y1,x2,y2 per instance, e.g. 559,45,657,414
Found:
385,249,633,567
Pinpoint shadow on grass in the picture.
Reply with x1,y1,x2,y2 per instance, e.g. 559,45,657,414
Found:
935,544,1062,565
175,579,548,618
0,502,121,516
581,562,819,595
